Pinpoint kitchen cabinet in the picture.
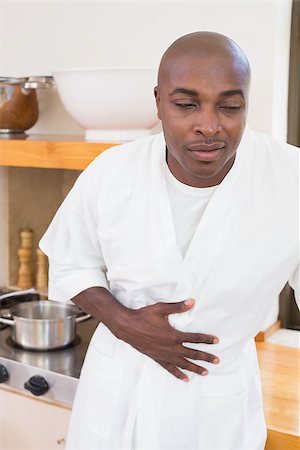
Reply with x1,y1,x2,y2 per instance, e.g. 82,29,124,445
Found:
0,386,71,449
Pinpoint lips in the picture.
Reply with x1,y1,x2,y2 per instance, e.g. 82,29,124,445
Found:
186,142,226,162
187,142,226,152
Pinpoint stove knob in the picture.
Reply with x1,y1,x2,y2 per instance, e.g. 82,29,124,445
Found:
0,364,9,383
24,375,49,396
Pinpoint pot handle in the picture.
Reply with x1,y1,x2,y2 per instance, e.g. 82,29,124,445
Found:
0,288,37,301
75,314,91,323
0,317,15,326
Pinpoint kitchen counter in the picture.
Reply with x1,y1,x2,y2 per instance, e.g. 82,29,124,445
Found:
256,341,300,450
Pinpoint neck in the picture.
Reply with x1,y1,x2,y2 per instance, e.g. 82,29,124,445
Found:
166,150,236,188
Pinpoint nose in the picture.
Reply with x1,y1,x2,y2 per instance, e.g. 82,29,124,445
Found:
192,106,222,137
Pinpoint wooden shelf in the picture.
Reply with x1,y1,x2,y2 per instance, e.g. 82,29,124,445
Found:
0,134,120,170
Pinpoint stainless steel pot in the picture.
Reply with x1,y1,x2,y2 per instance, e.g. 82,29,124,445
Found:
0,300,90,350
0,76,54,133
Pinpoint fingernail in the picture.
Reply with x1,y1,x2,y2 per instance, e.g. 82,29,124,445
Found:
183,376,189,382
213,358,220,364
201,370,209,376
184,298,194,306
213,338,219,344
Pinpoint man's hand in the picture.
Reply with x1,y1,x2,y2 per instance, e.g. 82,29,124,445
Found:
72,288,219,382
113,298,220,382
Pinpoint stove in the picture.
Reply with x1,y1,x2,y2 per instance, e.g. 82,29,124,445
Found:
0,289,98,406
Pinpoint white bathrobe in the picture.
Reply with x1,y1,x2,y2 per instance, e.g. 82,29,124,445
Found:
40,126,299,450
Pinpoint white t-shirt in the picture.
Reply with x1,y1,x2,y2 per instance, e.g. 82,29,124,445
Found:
164,164,218,258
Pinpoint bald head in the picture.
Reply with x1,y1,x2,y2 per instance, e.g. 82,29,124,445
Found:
154,32,250,188
158,32,251,89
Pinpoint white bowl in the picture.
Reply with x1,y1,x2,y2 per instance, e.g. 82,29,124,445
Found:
53,68,159,142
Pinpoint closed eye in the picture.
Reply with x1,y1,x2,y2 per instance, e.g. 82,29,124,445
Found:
219,106,241,111
175,103,197,109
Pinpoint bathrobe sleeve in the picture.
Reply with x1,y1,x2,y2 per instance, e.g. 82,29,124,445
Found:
39,157,109,303
289,263,300,309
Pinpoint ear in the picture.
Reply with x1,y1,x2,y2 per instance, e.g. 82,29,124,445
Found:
154,86,162,120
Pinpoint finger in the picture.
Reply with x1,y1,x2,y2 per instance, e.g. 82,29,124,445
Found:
158,360,190,382
181,346,220,364
178,359,209,376
180,332,219,344
153,298,195,316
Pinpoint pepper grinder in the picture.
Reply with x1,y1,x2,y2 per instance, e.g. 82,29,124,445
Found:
36,248,48,293
17,228,34,289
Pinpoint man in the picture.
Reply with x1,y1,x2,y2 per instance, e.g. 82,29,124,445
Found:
40,32,299,450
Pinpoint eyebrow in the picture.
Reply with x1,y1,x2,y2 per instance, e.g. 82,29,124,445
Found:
170,88,198,97
220,89,245,99
170,87,245,99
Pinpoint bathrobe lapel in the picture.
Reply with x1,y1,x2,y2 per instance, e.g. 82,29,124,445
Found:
151,127,253,304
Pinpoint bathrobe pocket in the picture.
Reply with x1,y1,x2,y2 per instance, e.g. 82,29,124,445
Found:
78,345,125,440
134,364,257,450
191,367,248,397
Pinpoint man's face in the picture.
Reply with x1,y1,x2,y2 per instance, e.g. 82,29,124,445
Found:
155,54,249,187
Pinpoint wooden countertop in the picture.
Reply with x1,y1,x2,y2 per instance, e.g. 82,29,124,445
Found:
0,134,119,170
256,341,300,449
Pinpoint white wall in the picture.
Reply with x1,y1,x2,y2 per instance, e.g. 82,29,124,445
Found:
0,0,293,139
